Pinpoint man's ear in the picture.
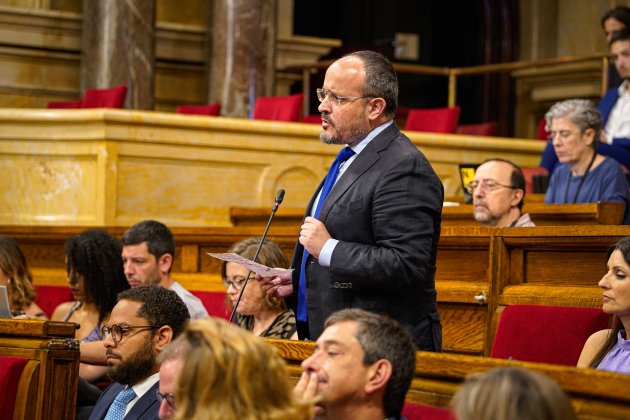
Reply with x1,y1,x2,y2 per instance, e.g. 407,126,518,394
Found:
367,97,387,121
158,253,173,274
154,325,174,351
510,188,524,208
365,359,392,394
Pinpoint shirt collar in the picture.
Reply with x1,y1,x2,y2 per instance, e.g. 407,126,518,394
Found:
349,120,394,155
130,371,160,400
617,80,629,96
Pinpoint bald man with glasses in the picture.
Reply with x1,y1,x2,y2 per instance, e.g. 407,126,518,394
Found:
468,158,535,227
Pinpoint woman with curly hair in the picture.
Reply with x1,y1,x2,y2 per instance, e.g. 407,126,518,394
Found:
0,235,46,319
171,318,313,420
222,237,297,339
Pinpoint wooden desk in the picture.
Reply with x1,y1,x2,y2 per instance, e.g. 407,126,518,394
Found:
0,319,79,420
268,339,630,419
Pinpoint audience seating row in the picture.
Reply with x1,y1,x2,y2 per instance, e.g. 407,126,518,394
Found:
5,224,630,359
47,85,127,109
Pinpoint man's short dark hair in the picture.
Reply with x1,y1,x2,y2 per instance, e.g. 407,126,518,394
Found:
325,309,415,418
610,28,630,45
118,285,190,338
345,50,398,118
122,220,175,263
601,6,630,30
482,158,526,210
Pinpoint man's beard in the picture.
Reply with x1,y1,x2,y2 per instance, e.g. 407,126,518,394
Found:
107,336,156,385
320,113,369,145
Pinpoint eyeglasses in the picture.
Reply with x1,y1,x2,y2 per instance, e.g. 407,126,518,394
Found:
101,324,160,343
155,390,176,411
316,88,372,106
465,179,516,194
223,275,253,290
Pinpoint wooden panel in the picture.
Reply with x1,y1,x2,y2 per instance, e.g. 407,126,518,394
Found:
522,250,605,285
438,303,487,355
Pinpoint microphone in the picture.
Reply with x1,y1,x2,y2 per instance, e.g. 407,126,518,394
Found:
228,189,285,323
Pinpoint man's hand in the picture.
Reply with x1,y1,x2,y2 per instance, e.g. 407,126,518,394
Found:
299,217,331,259
293,371,320,400
256,271,293,298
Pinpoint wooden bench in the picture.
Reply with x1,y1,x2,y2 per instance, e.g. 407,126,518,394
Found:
268,339,630,420
0,319,79,420
4,224,630,358
232,202,626,227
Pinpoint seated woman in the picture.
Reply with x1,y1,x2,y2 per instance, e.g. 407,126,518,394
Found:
578,236,630,374
544,99,630,224
51,229,129,380
452,366,577,420
0,235,47,319
170,318,312,420
222,237,297,339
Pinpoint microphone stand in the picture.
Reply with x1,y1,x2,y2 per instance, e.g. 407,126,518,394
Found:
228,189,285,324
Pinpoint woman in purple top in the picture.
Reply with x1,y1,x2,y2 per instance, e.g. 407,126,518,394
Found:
578,237,630,374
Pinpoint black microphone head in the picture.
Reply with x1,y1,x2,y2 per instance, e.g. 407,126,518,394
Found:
275,189,285,205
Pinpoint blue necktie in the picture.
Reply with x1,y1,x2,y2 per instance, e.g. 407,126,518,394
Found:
104,387,137,420
297,146,355,322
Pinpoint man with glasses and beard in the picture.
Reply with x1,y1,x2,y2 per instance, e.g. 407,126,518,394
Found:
88,286,190,420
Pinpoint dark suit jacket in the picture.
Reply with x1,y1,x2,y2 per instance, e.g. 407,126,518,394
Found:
290,123,443,350
88,380,160,420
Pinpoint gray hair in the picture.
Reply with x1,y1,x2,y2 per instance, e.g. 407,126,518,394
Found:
544,99,602,148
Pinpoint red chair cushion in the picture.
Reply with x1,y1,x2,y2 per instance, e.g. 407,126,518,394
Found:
402,402,455,420
190,290,229,319
253,93,304,122
536,118,548,140
82,85,127,108
34,285,74,318
521,166,549,194
47,99,84,109
0,356,29,417
302,114,322,124
405,106,461,133
176,103,221,116
456,121,497,136
490,305,610,366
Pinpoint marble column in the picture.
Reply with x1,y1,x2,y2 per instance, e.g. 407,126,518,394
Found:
207,0,276,117
81,0,156,110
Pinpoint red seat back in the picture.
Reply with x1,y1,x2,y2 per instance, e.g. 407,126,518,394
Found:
456,121,497,136
521,166,549,194
176,103,221,116
0,356,29,417
47,99,84,109
536,118,548,140
405,106,461,133
34,285,74,318
490,305,610,366
402,402,455,420
190,290,229,319
82,85,127,108
302,114,322,124
253,93,304,122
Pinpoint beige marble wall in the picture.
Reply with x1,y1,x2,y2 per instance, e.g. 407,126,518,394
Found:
0,109,544,227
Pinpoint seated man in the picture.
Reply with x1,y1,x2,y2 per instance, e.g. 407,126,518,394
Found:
541,29,630,173
294,308,416,420
468,159,535,227
88,286,190,420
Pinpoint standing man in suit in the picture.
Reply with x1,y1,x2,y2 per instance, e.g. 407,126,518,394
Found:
259,50,443,351
88,286,190,420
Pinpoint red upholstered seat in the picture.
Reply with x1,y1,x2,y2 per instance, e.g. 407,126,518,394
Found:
82,85,127,108
521,166,549,194
0,356,29,417
402,402,455,420
490,305,610,366
536,117,548,140
456,121,497,136
302,114,322,124
47,99,84,109
190,290,229,319
253,93,304,122
34,285,74,318
404,106,461,133
176,103,221,116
